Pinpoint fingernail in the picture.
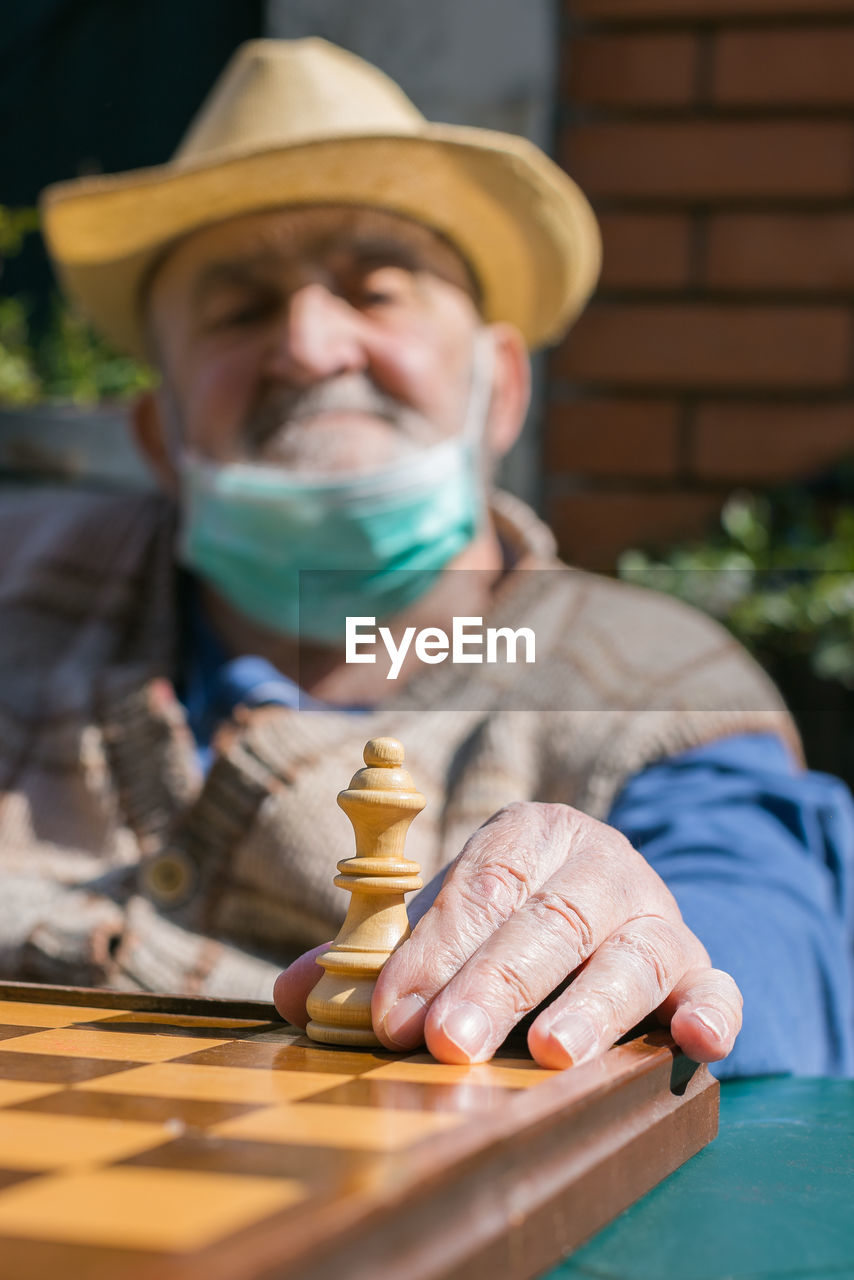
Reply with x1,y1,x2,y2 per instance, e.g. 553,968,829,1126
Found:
382,993,427,1046
549,1013,600,1066
691,1006,729,1042
438,1003,491,1060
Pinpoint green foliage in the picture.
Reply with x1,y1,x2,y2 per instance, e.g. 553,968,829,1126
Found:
0,298,41,405
0,207,39,257
0,206,154,407
618,482,854,688
36,303,155,405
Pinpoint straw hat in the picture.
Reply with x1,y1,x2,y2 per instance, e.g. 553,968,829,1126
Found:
41,38,601,357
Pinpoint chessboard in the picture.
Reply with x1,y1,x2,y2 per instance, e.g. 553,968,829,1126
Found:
0,980,718,1280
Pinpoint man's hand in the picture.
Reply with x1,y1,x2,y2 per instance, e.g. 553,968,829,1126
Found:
273,802,742,1068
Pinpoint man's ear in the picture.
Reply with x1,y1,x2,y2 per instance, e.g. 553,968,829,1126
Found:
484,324,531,459
131,391,179,495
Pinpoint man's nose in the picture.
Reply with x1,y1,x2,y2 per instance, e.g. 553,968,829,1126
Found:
265,282,368,384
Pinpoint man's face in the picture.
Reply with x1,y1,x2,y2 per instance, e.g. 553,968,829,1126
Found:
145,205,487,474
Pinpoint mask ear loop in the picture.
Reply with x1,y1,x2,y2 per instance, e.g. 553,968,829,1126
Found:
459,329,497,538
461,328,496,445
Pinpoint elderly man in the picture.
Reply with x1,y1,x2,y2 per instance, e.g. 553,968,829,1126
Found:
3,39,852,1077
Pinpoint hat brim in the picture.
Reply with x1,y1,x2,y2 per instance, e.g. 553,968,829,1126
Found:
40,124,601,357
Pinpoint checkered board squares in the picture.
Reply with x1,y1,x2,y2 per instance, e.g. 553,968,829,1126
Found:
78,1061,355,1104
0,993,565,1273
0,1109,175,1171
214,1100,463,1151
0,1168,305,1252
0,988,721,1280
0,1001,134,1028
0,1026,230,1061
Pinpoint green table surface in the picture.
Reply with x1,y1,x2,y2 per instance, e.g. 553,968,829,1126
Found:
544,1076,854,1280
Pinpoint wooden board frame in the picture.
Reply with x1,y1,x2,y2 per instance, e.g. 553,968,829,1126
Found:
0,980,718,1280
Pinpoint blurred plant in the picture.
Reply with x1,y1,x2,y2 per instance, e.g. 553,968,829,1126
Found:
37,302,155,404
0,207,39,257
0,298,41,405
0,205,154,407
618,480,854,688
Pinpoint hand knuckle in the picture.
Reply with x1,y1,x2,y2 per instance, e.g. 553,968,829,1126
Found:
538,801,574,827
480,800,573,848
529,890,594,953
490,957,541,1017
610,926,676,996
478,801,529,831
457,865,529,922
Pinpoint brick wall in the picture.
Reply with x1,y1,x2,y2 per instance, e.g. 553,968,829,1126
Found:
548,0,854,569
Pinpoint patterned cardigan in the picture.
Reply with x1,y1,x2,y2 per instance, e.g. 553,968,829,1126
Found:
0,485,799,998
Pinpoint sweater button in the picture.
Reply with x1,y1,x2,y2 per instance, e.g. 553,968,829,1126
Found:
141,850,196,906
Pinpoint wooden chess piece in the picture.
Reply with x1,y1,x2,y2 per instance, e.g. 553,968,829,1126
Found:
306,737,424,1047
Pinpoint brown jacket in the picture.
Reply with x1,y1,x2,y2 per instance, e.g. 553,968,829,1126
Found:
0,485,798,998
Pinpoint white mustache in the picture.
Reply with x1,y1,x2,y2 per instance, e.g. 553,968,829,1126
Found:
245,375,440,466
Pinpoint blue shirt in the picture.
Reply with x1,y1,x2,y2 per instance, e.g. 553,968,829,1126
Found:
608,734,854,1080
179,625,854,1081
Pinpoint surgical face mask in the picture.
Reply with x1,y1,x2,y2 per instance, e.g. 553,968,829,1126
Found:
177,332,495,644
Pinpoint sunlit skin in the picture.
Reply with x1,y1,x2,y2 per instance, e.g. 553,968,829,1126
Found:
135,204,743,1070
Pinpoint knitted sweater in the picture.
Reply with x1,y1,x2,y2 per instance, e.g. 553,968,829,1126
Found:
0,485,799,998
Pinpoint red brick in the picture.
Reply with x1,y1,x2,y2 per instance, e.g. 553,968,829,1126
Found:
545,399,681,477
562,121,854,201
707,214,854,292
715,26,854,106
556,304,851,390
693,402,854,482
568,0,854,21
598,213,693,290
549,491,724,571
566,33,698,108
